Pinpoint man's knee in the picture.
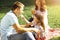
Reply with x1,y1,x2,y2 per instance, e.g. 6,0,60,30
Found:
25,32,35,37
25,32,32,35
24,32,35,40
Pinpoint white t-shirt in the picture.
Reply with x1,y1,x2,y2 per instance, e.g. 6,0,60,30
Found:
0,10,19,40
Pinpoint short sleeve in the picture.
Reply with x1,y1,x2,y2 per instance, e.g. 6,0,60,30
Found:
8,14,19,26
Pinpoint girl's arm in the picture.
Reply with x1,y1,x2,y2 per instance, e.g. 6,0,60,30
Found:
20,15,30,24
20,14,34,28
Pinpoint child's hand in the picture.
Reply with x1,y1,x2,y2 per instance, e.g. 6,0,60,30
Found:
33,28,41,38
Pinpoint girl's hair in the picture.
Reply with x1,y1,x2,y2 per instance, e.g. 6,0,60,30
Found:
11,1,24,10
35,0,47,12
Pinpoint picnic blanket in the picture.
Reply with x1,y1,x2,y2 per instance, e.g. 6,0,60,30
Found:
40,28,60,40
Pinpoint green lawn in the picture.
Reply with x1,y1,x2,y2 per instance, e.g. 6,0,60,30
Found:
0,5,60,40
48,5,60,28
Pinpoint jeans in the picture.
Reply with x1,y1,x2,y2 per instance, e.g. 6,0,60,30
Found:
7,32,35,40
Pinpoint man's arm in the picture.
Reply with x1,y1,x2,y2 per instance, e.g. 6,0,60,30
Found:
25,22,34,27
13,23,27,33
12,23,40,34
20,25,26,28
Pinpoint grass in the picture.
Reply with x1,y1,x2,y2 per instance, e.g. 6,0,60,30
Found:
50,36,60,40
0,5,60,40
48,5,60,28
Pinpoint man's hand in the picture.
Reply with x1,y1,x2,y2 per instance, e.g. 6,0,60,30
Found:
33,28,41,38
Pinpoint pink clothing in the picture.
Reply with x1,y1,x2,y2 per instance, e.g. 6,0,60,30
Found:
32,10,60,40
32,10,51,40
32,10,48,39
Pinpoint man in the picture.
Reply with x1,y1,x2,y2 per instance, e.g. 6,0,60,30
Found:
0,1,40,40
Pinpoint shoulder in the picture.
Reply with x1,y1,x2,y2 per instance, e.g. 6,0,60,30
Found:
7,10,17,18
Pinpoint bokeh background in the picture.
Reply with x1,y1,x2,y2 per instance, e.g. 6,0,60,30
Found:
0,0,60,6
0,0,60,40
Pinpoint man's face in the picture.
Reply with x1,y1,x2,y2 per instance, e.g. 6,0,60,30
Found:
20,7,24,14
17,7,24,16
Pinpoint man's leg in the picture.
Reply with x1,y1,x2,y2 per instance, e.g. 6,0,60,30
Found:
7,33,25,40
24,32,35,40
7,32,35,40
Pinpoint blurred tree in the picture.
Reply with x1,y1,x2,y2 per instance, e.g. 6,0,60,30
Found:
0,0,35,7
0,0,60,7
46,0,60,5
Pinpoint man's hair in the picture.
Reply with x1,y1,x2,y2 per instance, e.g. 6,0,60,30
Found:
11,1,24,10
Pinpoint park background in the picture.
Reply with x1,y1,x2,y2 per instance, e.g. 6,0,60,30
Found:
0,0,60,40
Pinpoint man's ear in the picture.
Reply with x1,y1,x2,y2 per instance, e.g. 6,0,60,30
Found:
14,7,18,12
16,7,19,11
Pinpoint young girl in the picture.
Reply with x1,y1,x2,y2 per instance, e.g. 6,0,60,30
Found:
32,0,50,40
32,0,60,40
